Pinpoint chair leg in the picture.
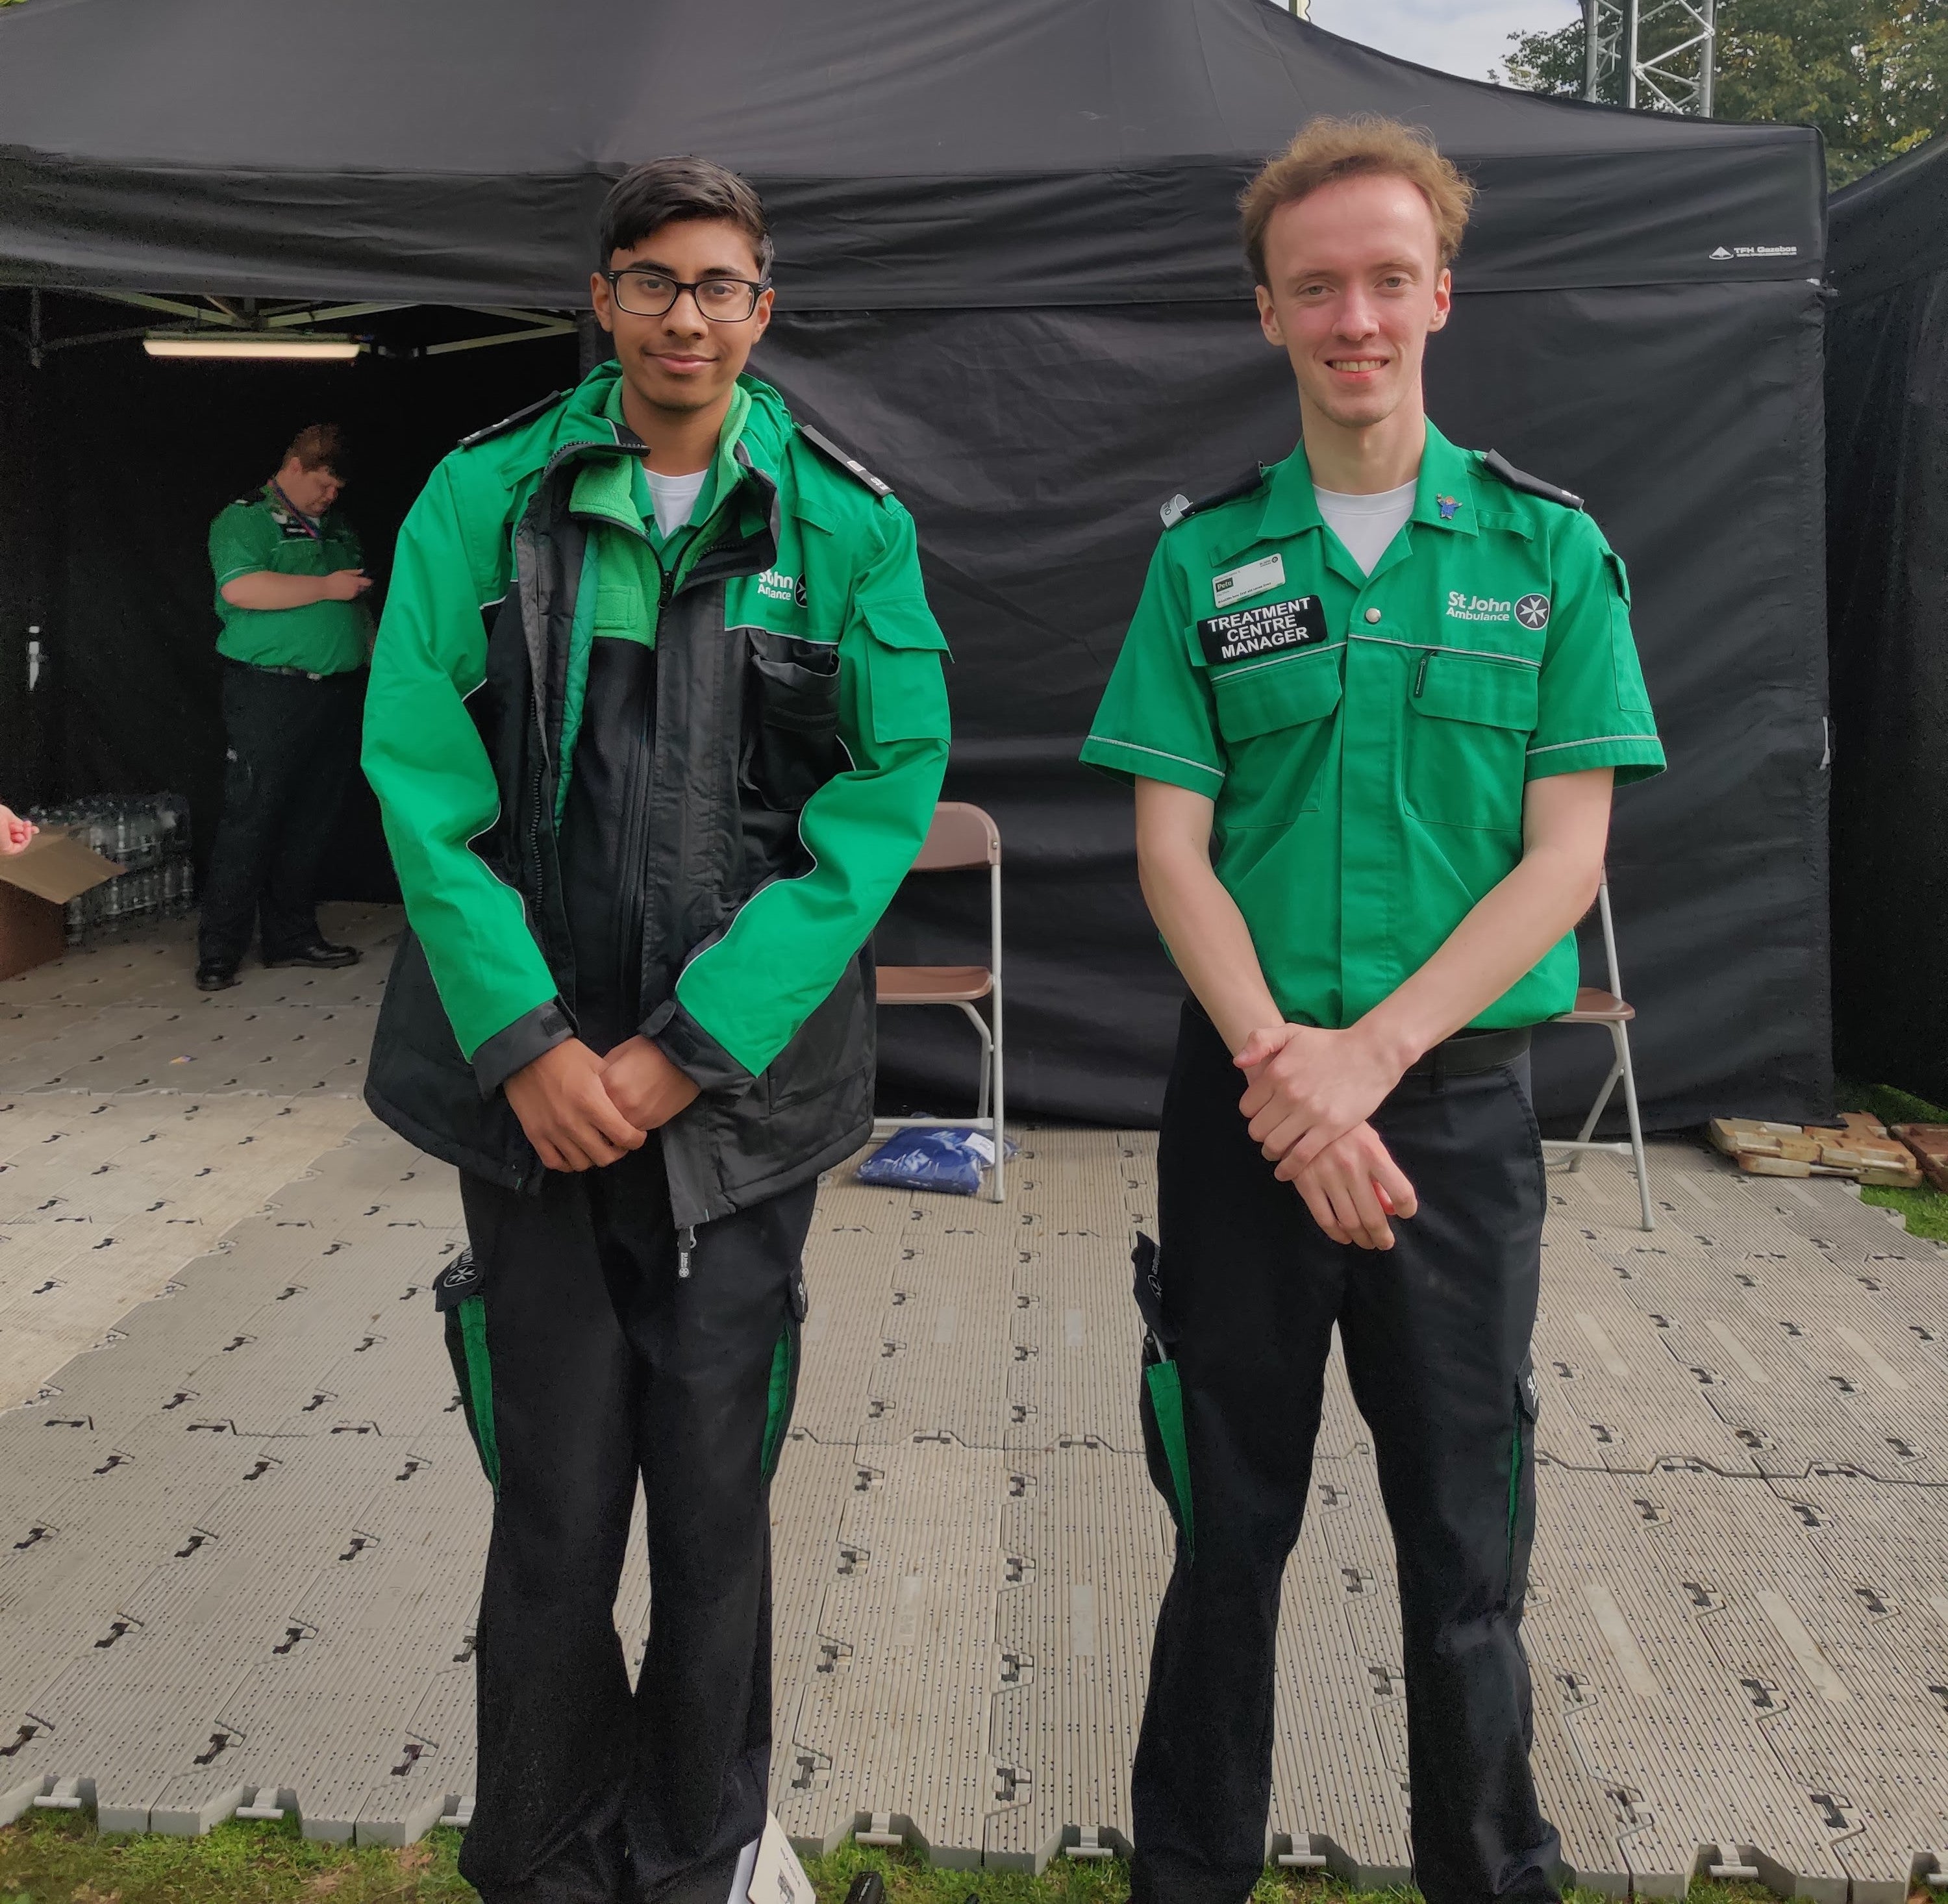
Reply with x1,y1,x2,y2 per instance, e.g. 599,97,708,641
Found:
1562,1057,1623,1174
949,1001,1004,1201
990,982,1006,1204
1613,1021,1655,1233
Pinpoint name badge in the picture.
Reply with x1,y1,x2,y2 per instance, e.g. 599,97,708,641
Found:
1197,594,1327,667
1212,553,1284,607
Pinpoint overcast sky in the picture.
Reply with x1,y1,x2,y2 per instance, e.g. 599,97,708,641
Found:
1306,0,1582,85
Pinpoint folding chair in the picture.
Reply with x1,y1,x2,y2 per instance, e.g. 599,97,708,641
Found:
1540,873,1655,1232
871,801,1006,1201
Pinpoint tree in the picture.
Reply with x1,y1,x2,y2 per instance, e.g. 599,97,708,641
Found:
1499,0,1948,184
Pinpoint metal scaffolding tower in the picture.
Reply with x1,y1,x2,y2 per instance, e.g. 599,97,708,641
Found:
1584,0,1716,113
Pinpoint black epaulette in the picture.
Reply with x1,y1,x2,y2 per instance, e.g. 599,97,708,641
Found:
457,388,570,451
1482,449,1583,512
1160,468,1267,529
797,423,893,498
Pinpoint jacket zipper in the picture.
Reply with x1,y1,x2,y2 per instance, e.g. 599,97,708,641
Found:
516,436,772,1228
563,466,717,1237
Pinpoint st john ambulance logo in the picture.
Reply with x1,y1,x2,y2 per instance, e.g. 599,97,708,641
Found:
757,568,806,607
1515,594,1551,631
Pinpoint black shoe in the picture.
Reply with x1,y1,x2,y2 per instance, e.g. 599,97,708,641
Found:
263,940,361,970
195,963,240,993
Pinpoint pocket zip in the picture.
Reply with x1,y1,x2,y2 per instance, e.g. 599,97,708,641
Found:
1414,651,1433,697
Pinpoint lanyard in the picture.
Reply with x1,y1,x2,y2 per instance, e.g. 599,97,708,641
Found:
268,481,325,542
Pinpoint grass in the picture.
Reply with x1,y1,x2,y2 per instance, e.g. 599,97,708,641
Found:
0,1812,1804,1904
1833,1078,1948,1245
0,1810,473,1903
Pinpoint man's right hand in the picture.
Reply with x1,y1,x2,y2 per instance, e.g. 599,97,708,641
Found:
504,1039,647,1173
1288,1121,1418,1251
321,568,374,601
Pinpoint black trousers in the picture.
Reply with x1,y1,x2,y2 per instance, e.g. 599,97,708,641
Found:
197,661,363,970
1130,1002,1563,1904
450,1141,814,1904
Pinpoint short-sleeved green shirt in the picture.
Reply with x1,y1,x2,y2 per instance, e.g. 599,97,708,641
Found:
208,484,373,674
1080,421,1666,1031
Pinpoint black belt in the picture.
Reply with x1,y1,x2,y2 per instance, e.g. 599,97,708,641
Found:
1403,1025,1531,1081
222,658,351,682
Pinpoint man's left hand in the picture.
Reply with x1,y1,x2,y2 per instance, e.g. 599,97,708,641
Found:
601,1036,702,1131
1234,1023,1405,1173
1288,1121,1419,1249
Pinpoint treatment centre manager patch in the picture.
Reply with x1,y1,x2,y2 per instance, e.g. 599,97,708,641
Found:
1197,593,1327,668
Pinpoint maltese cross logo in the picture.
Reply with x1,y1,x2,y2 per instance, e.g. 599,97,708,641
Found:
1515,594,1551,630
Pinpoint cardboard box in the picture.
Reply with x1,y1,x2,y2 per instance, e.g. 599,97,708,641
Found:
0,827,124,982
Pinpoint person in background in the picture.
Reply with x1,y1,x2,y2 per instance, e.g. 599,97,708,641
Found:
0,806,34,855
1082,115,1664,1904
195,422,372,992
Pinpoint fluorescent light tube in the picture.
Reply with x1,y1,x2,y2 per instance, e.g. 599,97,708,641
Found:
143,334,362,360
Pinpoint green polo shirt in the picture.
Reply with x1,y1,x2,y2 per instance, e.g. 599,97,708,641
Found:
1081,422,1666,1031
209,485,373,674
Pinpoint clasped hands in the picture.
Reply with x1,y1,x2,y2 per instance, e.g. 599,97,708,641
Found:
1233,1023,1419,1251
505,1035,701,1173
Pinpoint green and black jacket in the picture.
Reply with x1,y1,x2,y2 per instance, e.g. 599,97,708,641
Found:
361,364,951,1227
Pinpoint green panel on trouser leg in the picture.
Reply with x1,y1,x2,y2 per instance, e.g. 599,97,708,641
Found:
760,1329,795,1481
453,1296,500,1496
1144,1359,1195,1557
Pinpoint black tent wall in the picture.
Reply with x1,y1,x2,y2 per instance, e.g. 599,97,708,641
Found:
760,281,1831,1125
1827,140,1948,1108
0,336,56,808
0,0,1833,1132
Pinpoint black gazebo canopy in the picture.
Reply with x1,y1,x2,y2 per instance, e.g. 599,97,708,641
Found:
0,0,1832,1129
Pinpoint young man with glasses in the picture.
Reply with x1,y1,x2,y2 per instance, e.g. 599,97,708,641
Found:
362,157,951,1904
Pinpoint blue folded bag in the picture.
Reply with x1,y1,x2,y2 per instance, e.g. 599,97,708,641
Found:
857,1127,1007,1197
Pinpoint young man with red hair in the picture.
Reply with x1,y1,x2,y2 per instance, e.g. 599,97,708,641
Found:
1084,117,1664,1904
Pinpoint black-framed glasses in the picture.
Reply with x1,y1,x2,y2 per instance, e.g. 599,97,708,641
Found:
603,268,770,322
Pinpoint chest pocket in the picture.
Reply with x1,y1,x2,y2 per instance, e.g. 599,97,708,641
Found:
592,579,653,646
1405,650,1538,833
743,630,845,810
269,531,337,575
1210,644,1343,822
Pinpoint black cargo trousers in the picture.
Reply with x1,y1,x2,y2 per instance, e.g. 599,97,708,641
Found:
198,660,364,971
1130,1001,1564,1904
442,1138,816,1904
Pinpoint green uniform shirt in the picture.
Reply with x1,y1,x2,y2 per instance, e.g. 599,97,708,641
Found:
209,484,373,674
1081,422,1666,1031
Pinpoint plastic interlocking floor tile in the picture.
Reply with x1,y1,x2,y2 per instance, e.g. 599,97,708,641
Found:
5,921,1948,1881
